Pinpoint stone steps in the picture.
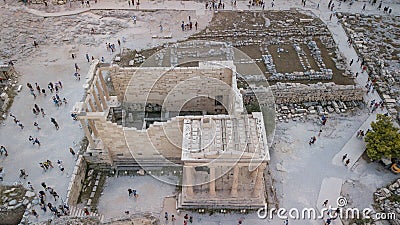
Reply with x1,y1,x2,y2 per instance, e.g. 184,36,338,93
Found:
68,205,104,222
114,158,182,170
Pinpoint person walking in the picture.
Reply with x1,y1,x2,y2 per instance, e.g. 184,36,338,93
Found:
342,154,347,162
31,209,39,218
33,138,41,146
164,212,168,220
69,147,76,157
323,199,328,207
33,122,41,130
20,169,28,179
51,118,59,130
345,159,350,166
27,182,34,190
40,108,46,117
0,167,4,181
0,146,8,157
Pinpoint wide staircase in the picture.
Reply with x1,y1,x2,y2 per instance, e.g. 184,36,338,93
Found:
114,157,182,172
68,205,105,222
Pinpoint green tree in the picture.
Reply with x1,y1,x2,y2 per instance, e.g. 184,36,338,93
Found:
365,114,400,160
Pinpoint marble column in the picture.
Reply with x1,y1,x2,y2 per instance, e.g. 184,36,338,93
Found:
88,98,96,112
230,165,239,197
92,88,103,112
252,164,266,198
184,166,194,197
98,70,110,101
209,166,216,196
96,80,107,110
88,119,99,138
80,119,95,148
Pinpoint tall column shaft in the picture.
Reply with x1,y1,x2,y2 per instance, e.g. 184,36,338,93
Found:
252,164,266,197
92,88,103,112
230,165,239,197
80,119,95,148
209,166,216,196
88,119,99,138
88,98,96,112
98,70,110,101
96,80,107,110
184,166,194,197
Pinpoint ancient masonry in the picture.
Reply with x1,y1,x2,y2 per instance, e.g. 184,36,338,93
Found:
374,178,400,225
270,82,364,104
72,60,270,209
339,13,400,118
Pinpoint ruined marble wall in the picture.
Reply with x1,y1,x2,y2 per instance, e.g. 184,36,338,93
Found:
66,155,87,206
270,82,364,104
109,66,234,113
94,117,183,162
95,120,129,160
108,67,137,101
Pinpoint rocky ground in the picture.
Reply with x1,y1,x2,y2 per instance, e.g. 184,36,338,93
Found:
0,185,37,224
339,13,400,119
373,178,400,225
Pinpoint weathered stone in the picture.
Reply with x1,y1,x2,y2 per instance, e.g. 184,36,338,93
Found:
24,191,35,198
8,200,17,206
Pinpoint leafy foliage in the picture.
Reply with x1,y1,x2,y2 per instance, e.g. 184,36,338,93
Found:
365,114,400,160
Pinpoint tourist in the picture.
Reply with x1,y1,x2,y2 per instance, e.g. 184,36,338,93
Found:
41,182,47,189
69,147,76,157
322,199,328,207
342,154,347,162
51,117,59,130
0,146,8,157
31,209,39,218
51,190,60,201
27,181,34,190
18,121,24,129
345,159,350,166
0,167,4,181
164,212,168,220
325,218,332,224
40,204,47,212
57,160,65,173
33,121,41,130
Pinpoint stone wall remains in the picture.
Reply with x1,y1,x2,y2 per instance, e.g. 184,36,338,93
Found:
95,117,183,162
108,66,234,113
270,82,364,104
66,155,87,206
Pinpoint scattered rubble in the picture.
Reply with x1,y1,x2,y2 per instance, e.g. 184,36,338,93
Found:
0,185,36,225
340,13,400,119
374,178,400,225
